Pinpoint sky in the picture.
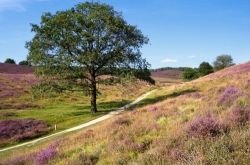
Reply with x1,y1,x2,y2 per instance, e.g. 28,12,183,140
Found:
0,0,249,68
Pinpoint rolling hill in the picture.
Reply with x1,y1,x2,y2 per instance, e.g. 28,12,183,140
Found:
1,62,249,164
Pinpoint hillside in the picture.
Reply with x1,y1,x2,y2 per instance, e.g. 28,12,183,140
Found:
151,69,183,84
1,62,249,164
0,63,36,103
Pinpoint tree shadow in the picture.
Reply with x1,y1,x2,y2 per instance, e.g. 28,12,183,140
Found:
130,89,198,109
70,100,130,116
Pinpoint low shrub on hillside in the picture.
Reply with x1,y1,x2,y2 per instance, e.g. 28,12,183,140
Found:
0,119,50,144
228,106,250,126
34,143,59,165
185,113,227,138
218,86,242,106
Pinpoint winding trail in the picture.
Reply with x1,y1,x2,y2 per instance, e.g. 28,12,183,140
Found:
0,89,157,153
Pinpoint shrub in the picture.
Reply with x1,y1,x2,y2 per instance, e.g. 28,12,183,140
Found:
218,86,242,105
183,68,199,80
185,113,227,137
228,106,250,126
198,62,214,76
4,58,16,64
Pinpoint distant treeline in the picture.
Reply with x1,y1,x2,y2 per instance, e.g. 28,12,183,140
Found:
151,67,188,72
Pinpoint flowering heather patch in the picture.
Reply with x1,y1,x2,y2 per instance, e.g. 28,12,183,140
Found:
34,143,59,165
0,73,38,100
185,113,227,138
218,86,243,105
0,119,50,144
228,106,250,126
0,63,34,74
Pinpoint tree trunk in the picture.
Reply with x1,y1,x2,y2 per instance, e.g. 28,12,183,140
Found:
90,74,97,113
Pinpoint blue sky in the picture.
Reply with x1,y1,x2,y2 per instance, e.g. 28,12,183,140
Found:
0,0,249,68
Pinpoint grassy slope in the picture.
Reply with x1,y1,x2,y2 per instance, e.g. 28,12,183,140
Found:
1,62,250,164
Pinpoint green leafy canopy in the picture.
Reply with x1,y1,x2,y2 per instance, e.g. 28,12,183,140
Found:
26,2,154,112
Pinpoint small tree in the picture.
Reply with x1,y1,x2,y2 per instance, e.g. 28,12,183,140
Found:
19,60,30,66
27,2,153,113
213,55,234,71
4,58,16,64
198,62,214,76
183,68,199,80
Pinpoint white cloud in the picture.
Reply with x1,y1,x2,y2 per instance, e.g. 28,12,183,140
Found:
161,58,177,63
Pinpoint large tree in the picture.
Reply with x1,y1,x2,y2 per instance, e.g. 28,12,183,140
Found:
27,2,153,113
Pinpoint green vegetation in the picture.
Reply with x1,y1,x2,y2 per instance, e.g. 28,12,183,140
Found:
18,60,30,66
183,68,199,80
4,58,16,64
27,2,153,113
213,54,234,71
183,55,235,81
198,61,214,76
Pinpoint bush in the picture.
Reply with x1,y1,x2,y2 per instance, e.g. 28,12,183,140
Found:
183,68,199,80
18,60,30,66
185,113,227,137
198,62,214,76
4,58,16,64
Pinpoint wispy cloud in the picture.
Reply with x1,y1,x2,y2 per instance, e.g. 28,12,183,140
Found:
0,0,46,12
0,0,27,11
161,58,177,63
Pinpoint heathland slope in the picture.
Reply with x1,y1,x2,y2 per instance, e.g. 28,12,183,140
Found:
0,64,152,148
1,62,250,164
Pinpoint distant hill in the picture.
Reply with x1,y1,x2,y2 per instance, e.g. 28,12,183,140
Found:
0,63,33,74
151,67,184,84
